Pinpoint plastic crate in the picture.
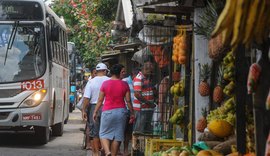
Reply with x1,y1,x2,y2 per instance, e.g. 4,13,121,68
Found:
132,135,156,156
145,138,187,156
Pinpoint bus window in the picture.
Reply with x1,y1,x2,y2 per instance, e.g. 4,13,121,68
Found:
0,24,46,83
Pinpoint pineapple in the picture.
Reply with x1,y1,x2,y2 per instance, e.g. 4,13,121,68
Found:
198,63,211,96
213,66,224,103
196,107,208,133
194,0,227,60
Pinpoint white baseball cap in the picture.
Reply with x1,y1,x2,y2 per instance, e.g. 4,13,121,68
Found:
96,63,108,71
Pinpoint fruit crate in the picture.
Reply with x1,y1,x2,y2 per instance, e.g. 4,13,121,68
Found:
145,138,187,155
132,134,157,156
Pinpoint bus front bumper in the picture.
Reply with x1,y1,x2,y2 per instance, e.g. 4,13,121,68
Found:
0,101,50,129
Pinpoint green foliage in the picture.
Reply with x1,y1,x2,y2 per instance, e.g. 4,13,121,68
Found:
95,0,118,21
52,0,114,67
194,0,225,39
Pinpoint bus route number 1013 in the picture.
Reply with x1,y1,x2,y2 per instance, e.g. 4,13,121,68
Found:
21,79,44,91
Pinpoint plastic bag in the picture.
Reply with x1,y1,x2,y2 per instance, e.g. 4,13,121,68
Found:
76,98,84,111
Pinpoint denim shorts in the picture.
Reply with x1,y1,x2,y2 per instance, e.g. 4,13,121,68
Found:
87,104,102,138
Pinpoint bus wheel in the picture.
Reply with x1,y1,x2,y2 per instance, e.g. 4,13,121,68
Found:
34,126,50,144
52,121,64,136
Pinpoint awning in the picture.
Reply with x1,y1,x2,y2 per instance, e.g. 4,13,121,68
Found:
122,0,133,28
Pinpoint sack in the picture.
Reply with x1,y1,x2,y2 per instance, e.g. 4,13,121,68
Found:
76,98,84,111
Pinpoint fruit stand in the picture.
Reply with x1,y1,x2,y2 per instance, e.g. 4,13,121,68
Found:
130,5,195,155
193,0,270,155
131,20,190,155
129,0,270,155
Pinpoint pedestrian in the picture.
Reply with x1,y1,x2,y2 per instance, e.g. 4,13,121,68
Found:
122,68,140,156
82,62,110,156
133,57,157,135
93,64,134,156
88,67,97,81
84,67,97,150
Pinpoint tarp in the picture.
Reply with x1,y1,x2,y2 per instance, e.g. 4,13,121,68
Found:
131,47,151,65
138,25,174,45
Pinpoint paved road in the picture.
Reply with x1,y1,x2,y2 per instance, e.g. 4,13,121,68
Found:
0,109,87,156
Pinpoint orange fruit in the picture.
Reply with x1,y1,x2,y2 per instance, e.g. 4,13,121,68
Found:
172,55,178,62
179,42,188,51
178,49,186,56
178,55,186,64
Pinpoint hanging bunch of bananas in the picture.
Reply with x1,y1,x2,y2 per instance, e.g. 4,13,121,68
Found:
223,81,235,97
169,106,185,125
170,79,185,97
222,50,236,97
211,0,270,47
222,50,235,81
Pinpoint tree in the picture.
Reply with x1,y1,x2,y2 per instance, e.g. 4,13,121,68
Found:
52,0,117,67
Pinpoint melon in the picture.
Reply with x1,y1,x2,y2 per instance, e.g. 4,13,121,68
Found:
208,120,233,138
179,150,189,156
196,150,223,156
196,150,212,156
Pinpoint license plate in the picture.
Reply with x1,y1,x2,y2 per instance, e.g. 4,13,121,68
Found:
22,114,42,120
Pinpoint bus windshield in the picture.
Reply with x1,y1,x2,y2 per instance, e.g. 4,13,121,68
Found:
0,23,46,83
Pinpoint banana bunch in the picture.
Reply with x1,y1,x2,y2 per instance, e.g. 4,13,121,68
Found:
223,97,235,111
223,63,235,81
212,0,270,47
223,81,235,96
222,51,235,81
207,97,236,125
169,106,185,125
170,79,185,97
222,50,235,64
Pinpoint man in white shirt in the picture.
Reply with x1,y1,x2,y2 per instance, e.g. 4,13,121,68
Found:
82,62,110,156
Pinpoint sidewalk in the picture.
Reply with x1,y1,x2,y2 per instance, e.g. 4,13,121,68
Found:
85,143,131,156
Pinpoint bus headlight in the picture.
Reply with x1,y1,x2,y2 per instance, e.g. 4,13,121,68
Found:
20,89,47,108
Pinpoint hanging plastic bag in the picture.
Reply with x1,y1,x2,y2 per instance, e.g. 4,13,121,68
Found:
76,98,84,111
247,63,261,94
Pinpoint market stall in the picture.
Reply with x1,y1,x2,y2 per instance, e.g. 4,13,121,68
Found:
128,0,270,155
193,0,270,155
129,2,195,155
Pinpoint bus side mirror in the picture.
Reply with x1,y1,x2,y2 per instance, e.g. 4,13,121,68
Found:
51,25,59,41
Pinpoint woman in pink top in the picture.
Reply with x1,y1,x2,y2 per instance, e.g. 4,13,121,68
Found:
93,64,134,156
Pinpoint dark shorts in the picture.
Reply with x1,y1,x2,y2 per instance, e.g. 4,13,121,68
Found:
133,110,154,134
87,104,102,138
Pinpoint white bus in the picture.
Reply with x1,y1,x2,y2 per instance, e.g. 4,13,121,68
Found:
0,0,69,144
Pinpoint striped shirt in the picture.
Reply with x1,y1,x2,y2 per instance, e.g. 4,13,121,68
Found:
133,72,155,111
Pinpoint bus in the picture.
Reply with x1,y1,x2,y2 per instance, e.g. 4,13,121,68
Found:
0,0,69,144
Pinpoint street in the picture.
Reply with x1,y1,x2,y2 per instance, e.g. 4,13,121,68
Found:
0,109,87,156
